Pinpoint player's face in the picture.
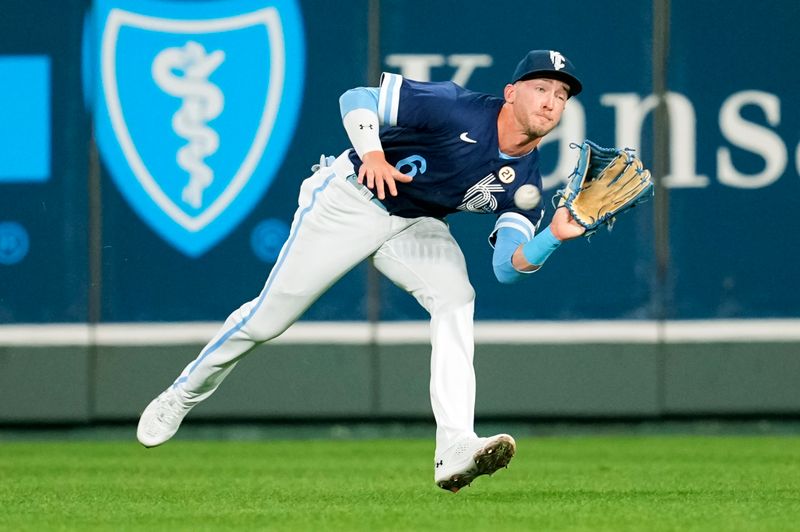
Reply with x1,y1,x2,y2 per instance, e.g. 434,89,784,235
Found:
511,78,569,139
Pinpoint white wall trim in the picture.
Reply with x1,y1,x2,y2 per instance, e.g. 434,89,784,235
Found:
0,319,799,346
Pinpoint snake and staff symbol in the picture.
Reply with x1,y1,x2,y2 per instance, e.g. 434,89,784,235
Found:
152,41,225,209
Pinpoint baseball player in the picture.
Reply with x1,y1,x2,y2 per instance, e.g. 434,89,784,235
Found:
138,49,587,492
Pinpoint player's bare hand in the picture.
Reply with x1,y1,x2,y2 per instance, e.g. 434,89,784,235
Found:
359,151,413,200
549,207,586,241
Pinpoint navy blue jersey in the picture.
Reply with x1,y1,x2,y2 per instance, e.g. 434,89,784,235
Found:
347,73,544,231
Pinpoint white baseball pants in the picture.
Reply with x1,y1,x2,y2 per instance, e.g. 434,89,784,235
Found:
172,151,478,453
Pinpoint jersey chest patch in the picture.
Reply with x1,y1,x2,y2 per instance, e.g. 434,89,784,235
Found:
457,173,506,213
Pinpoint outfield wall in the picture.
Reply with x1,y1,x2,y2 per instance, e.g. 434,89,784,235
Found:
1,321,799,423
0,1,798,423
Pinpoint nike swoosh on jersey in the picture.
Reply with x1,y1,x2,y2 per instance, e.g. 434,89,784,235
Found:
459,132,478,144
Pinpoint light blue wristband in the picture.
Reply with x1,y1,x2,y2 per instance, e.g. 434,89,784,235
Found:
521,226,562,266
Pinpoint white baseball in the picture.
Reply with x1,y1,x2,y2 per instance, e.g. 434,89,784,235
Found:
513,184,541,210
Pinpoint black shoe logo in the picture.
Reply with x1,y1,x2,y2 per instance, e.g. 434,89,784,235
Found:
435,460,443,468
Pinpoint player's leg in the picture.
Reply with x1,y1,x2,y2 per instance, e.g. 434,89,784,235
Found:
175,172,390,397
371,218,515,491
373,217,478,448
138,153,391,446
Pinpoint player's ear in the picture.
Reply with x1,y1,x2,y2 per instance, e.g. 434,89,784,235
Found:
503,83,516,103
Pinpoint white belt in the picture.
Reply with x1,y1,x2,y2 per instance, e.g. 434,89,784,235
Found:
316,151,388,212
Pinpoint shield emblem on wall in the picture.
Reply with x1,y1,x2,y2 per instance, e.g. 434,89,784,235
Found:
88,0,304,256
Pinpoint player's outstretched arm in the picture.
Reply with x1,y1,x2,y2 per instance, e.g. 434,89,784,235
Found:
339,87,412,199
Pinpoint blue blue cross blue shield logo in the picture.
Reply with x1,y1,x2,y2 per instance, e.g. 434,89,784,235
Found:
87,0,304,256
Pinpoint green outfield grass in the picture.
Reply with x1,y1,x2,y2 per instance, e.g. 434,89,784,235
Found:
1,435,799,531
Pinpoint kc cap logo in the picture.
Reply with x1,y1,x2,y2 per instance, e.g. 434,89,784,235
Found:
549,51,566,71
84,0,305,256
511,49,582,97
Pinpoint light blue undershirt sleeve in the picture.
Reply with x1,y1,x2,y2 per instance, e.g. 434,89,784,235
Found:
339,87,380,118
490,212,538,284
492,225,563,284
492,226,529,284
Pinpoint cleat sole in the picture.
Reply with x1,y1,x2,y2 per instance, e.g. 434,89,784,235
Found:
436,435,516,493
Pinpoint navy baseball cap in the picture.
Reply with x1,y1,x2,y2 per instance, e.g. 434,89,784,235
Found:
512,50,582,97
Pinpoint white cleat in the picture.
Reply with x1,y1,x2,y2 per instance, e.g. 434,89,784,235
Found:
434,434,516,493
136,387,194,448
